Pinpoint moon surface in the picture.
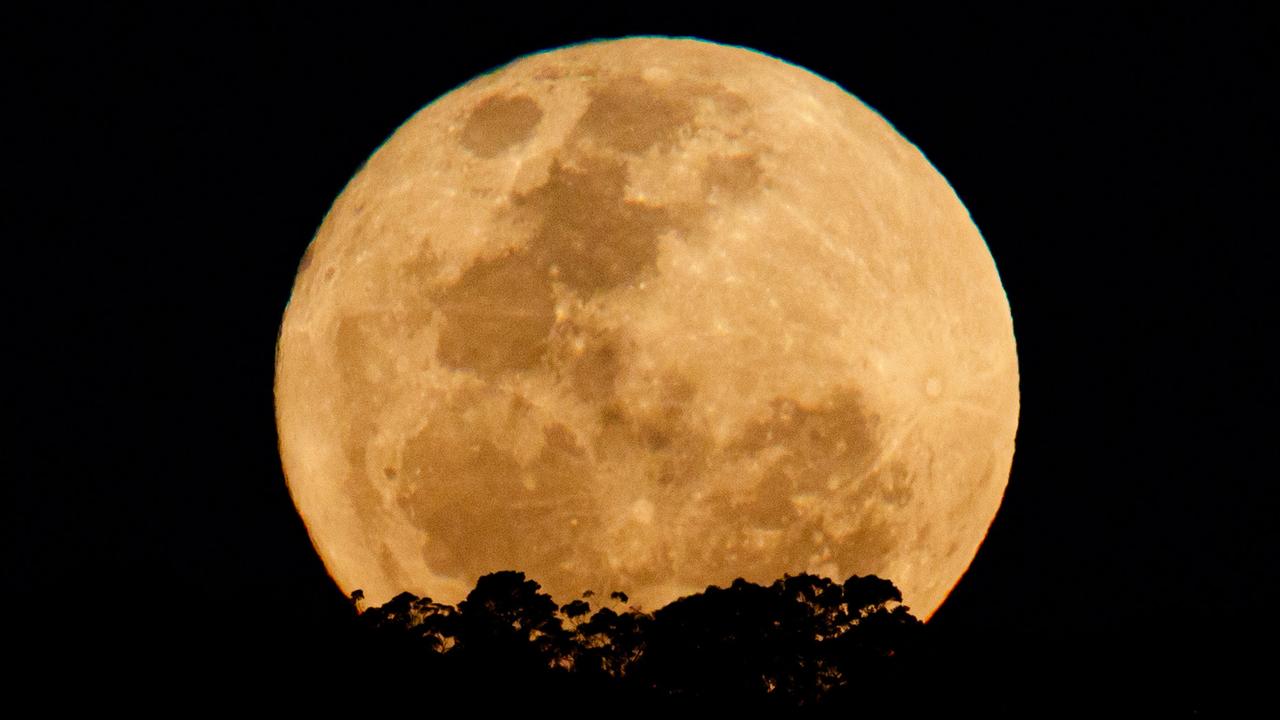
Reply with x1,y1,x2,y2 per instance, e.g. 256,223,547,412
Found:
274,37,1019,619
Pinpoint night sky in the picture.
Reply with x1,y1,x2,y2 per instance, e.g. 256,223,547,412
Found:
10,5,1273,706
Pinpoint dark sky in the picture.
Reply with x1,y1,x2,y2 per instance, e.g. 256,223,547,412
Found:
9,4,1273,699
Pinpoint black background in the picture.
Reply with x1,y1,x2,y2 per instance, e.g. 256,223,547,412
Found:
9,3,1274,705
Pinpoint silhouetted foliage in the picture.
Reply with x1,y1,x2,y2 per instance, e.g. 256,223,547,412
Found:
457,570,570,673
630,573,923,707
344,570,922,709
561,599,591,620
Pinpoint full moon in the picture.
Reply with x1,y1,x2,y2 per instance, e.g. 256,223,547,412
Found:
275,37,1018,619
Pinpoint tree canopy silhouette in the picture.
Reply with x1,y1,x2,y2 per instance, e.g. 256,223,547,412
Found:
346,570,923,709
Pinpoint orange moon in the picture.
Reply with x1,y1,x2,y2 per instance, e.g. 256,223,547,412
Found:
274,37,1018,619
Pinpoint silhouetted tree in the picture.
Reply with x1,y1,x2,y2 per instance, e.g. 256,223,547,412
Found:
352,590,461,656
629,573,922,707
561,599,591,623
346,570,921,709
456,571,571,672
572,605,652,681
